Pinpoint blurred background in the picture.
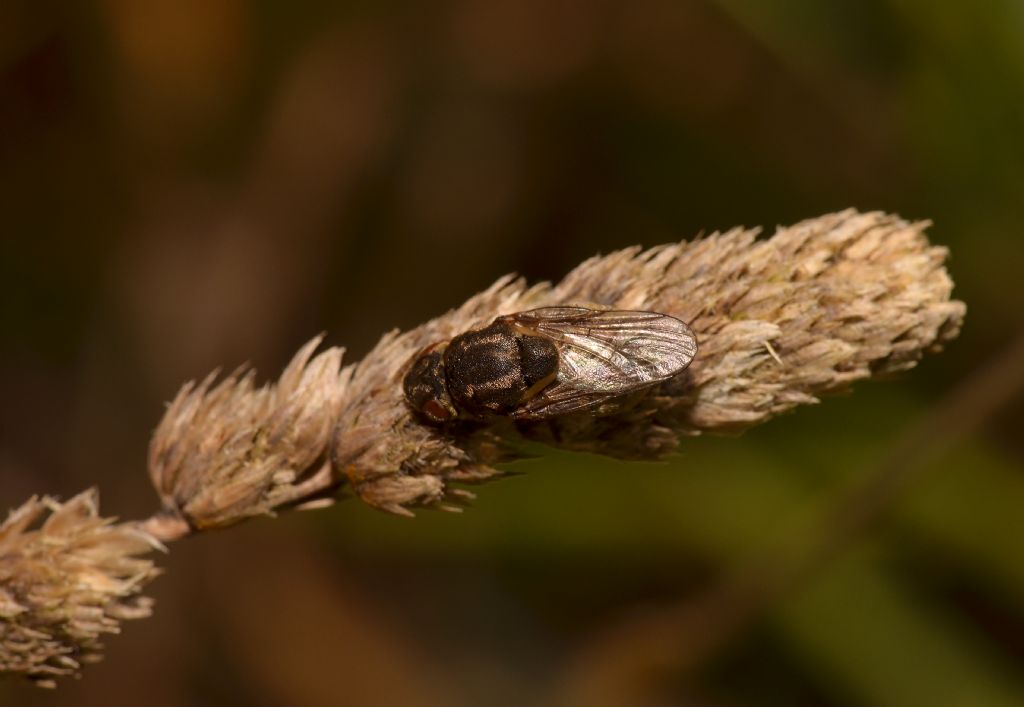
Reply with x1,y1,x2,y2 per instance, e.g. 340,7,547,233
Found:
1,1,1022,705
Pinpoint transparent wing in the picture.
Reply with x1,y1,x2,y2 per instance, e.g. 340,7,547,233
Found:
498,306,698,418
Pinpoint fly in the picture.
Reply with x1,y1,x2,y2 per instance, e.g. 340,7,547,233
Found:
403,306,698,424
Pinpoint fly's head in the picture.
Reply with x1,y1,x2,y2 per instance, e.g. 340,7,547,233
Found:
402,343,458,424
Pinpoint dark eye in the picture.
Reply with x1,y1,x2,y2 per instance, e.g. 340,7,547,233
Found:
423,399,453,422
403,346,458,423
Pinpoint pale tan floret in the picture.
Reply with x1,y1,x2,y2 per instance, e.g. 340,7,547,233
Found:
0,491,162,687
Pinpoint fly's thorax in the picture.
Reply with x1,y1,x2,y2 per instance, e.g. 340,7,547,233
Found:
402,343,458,423
444,322,536,416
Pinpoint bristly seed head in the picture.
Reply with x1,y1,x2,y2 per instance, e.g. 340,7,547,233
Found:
333,210,965,513
3,209,967,689
0,489,162,687
147,335,348,532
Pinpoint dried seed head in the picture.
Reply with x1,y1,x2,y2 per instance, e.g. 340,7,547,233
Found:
333,210,966,512
148,336,347,532
0,490,162,688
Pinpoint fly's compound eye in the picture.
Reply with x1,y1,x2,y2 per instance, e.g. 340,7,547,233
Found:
403,345,458,424
422,398,454,423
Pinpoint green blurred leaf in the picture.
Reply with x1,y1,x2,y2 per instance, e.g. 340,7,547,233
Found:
777,545,1024,707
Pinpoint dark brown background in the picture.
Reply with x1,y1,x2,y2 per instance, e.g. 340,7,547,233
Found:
2,1,1022,705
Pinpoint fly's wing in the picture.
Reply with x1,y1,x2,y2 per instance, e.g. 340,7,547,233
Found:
499,307,698,419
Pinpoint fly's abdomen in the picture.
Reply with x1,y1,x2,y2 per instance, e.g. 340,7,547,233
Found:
517,334,559,388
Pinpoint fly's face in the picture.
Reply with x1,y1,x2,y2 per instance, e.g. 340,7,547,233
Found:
403,306,698,424
402,343,458,424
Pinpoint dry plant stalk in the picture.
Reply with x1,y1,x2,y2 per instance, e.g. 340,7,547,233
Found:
334,209,965,512
0,209,966,686
0,490,162,687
